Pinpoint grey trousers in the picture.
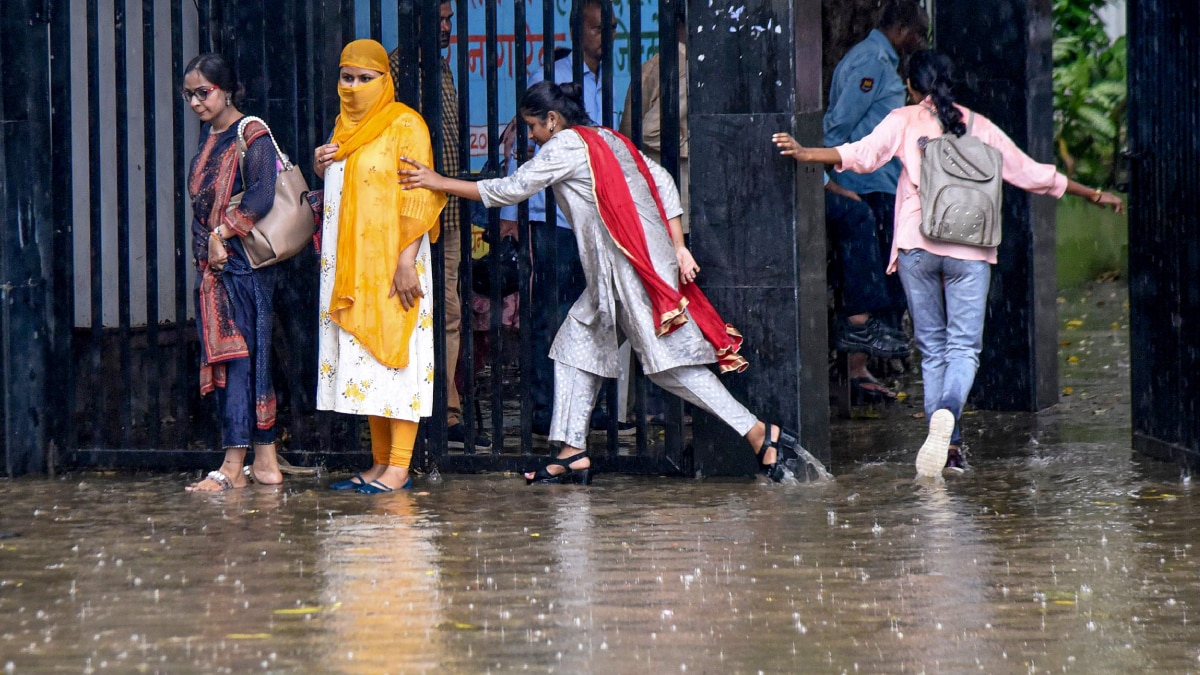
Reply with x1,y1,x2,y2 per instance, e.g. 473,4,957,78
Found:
550,361,757,449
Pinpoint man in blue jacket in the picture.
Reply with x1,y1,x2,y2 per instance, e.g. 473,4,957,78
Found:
824,0,929,340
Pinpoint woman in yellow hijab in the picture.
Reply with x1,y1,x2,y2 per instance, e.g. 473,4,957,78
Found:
313,39,446,494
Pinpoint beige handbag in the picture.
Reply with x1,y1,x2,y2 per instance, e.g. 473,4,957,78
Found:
226,116,315,268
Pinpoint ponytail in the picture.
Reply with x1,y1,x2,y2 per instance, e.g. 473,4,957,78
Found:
907,50,966,137
519,80,593,128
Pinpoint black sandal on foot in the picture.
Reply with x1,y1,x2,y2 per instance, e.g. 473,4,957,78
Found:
525,451,593,485
755,424,801,482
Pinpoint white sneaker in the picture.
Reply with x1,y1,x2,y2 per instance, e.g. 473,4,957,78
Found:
915,409,955,478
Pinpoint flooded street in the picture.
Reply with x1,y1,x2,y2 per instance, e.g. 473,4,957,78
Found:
4,281,1198,674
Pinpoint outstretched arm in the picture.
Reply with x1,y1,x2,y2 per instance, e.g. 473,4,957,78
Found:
771,133,843,164
1064,178,1125,213
398,157,482,201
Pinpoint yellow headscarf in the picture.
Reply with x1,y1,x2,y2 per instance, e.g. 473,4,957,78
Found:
331,39,404,160
328,38,447,370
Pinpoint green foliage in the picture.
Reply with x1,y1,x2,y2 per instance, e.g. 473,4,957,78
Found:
1052,0,1127,188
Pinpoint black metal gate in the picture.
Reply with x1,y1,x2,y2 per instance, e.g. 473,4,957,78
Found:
1127,0,1200,468
45,0,688,476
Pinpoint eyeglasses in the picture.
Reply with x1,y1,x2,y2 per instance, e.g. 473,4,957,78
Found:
180,85,219,103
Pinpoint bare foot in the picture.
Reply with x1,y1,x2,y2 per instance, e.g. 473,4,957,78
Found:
249,444,283,485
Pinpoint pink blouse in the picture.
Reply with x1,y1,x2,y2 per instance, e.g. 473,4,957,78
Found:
834,100,1068,272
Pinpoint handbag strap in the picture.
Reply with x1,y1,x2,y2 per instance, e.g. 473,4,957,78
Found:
235,115,294,171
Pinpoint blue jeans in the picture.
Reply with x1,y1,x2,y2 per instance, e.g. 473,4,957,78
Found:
897,249,991,446
826,191,891,317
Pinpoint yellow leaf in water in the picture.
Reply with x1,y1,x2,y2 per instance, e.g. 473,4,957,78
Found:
1066,319,1084,328
1059,340,1072,347
1067,355,1080,363
1052,600,1076,606
226,633,272,639
1062,387,1074,395
1092,501,1119,506
1110,322,1120,330
530,533,540,537
895,391,907,401
274,607,321,615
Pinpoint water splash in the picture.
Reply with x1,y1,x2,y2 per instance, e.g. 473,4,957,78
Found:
783,445,834,482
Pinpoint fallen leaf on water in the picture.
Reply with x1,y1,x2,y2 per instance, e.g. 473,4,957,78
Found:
895,391,907,401
1062,386,1074,396
1059,340,1072,347
1067,355,1080,363
226,633,272,639
437,621,484,631
912,412,925,419
1066,319,1084,328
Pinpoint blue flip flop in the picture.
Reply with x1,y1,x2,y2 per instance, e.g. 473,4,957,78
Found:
329,474,368,491
356,476,414,494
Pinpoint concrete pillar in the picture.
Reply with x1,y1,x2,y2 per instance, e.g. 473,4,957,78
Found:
0,0,54,475
1127,1,1200,468
935,0,1060,412
687,0,830,475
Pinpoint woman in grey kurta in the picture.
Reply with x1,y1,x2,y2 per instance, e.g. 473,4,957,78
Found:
400,81,801,484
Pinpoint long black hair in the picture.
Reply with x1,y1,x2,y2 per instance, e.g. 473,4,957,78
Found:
519,81,593,128
906,50,966,137
183,53,246,107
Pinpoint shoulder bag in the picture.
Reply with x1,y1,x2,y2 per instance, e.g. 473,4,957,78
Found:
226,116,315,268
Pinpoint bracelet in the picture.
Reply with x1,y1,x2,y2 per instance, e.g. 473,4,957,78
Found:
1091,188,1104,204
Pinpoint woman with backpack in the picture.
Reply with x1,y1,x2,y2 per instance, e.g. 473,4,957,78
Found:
772,50,1123,478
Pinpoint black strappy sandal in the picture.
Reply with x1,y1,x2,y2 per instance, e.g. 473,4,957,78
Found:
755,424,801,482
525,451,593,485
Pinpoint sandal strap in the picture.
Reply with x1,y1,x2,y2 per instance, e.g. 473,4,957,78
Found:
548,451,589,468
205,470,234,491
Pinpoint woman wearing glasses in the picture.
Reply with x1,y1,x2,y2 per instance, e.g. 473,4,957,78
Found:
182,54,283,491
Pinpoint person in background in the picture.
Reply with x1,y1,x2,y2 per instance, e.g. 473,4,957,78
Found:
824,173,909,404
402,81,809,485
620,1,688,231
824,0,929,347
313,40,446,494
389,0,492,452
181,54,283,492
774,50,1123,478
501,0,628,438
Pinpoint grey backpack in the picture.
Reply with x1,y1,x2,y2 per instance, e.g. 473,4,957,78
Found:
919,112,1004,248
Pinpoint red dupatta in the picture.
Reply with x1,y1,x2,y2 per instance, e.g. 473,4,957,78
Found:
573,126,748,374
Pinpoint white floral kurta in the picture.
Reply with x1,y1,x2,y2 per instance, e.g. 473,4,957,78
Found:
316,160,434,420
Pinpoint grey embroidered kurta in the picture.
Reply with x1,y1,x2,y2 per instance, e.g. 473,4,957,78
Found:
477,127,715,378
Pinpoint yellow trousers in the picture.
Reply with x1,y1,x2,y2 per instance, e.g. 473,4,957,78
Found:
367,416,418,468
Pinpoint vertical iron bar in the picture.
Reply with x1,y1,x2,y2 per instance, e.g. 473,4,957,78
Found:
515,0,533,455
628,0,647,456
628,0,642,144
87,0,105,447
422,0,448,463
369,0,382,43
600,0,613,127
172,0,189,445
50,0,77,459
485,0,504,453
456,0,477,455
599,0,618,461
657,0,684,464
114,0,134,447
143,0,161,448
571,0,583,82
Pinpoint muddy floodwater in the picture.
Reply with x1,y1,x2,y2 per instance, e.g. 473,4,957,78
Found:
4,281,1199,674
